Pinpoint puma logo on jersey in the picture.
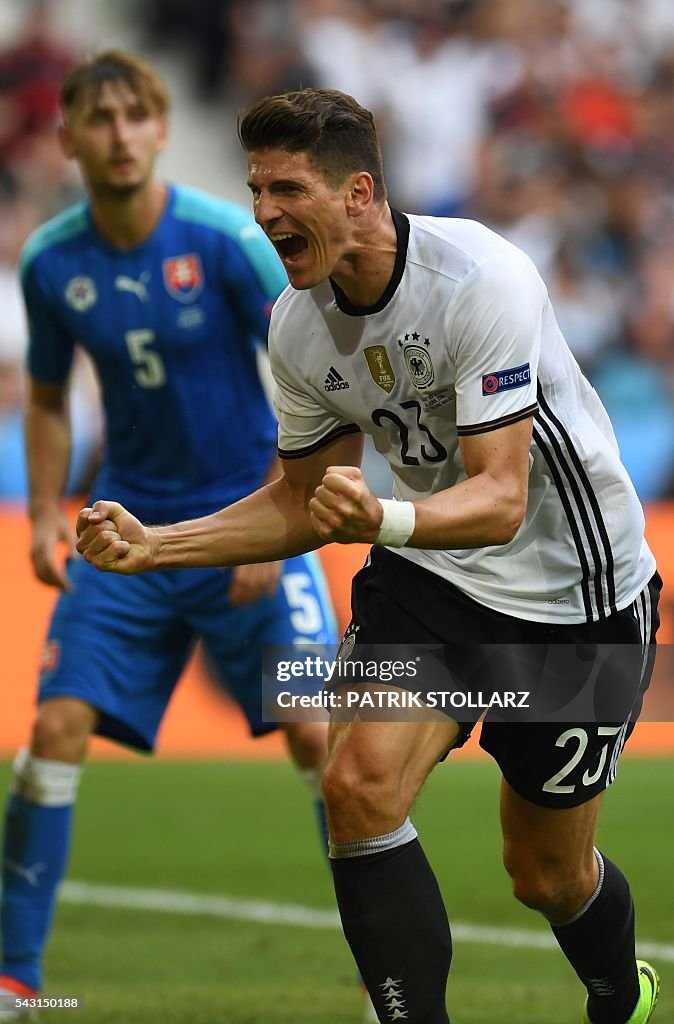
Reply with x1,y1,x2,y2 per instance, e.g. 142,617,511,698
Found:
324,367,350,391
115,272,151,302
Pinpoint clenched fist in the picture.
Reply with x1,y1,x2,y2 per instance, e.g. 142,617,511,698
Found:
76,500,159,574
308,466,383,544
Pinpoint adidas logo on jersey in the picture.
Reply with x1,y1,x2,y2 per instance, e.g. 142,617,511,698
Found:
324,367,350,391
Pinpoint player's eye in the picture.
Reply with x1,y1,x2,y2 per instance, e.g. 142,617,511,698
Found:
128,105,150,121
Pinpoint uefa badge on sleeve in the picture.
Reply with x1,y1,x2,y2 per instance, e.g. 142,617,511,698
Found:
482,363,531,396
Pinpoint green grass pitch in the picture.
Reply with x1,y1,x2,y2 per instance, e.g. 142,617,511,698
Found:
0,756,671,1023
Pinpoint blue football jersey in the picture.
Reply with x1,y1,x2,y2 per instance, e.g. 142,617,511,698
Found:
21,184,288,522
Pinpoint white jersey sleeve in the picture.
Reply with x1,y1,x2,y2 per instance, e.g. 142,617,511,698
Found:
449,252,542,436
269,313,361,458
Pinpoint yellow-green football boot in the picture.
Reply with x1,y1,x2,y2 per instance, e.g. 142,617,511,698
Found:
582,961,659,1024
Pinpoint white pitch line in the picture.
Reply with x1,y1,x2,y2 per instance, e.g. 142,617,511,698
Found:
60,880,674,963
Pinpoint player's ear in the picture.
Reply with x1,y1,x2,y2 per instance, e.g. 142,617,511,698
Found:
58,121,76,160
156,116,169,154
345,172,374,216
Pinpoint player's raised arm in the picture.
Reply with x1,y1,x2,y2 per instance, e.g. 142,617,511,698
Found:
409,414,533,549
306,415,532,552
26,378,78,589
76,431,365,573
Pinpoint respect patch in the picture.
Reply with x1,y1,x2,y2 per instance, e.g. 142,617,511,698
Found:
482,362,531,396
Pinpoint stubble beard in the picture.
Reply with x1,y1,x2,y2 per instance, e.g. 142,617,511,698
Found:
97,178,145,201
92,161,154,203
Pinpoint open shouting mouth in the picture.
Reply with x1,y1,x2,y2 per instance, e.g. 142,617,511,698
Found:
269,232,309,263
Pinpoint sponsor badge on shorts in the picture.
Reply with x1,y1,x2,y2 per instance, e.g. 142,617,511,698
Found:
39,640,60,675
162,253,204,303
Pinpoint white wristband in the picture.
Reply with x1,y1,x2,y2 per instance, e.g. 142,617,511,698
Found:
375,499,416,547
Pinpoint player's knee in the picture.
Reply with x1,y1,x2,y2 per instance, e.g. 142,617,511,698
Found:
31,699,95,762
11,746,83,807
504,845,588,918
322,758,404,826
509,867,568,914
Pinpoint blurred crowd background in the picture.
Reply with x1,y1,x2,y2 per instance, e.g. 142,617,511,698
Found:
1,0,674,502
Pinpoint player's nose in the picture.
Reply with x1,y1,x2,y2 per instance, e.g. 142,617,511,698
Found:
253,191,282,228
111,113,131,143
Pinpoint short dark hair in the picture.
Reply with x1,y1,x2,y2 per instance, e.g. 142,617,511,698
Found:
61,50,170,118
238,88,387,202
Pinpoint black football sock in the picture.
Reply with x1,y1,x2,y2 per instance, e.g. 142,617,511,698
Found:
551,849,640,1024
330,819,451,1023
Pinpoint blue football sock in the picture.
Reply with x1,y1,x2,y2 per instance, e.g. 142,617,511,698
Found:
2,750,79,993
2,794,74,990
314,796,329,857
298,769,329,858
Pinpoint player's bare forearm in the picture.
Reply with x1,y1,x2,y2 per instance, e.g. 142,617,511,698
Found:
309,419,532,551
77,433,365,574
25,380,78,587
153,476,323,568
76,478,320,574
225,449,288,603
309,463,526,551
408,417,532,549
25,381,72,520
409,470,526,549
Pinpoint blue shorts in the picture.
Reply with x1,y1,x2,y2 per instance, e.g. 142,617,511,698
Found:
38,553,337,751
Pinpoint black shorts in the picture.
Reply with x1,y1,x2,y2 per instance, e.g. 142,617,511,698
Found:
344,547,661,808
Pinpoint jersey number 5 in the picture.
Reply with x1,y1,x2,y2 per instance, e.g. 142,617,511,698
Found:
125,329,167,388
280,572,323,636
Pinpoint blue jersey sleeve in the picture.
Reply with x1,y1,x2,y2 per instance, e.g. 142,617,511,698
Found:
171,187,287,344
221,218,288,343
21,253,76,383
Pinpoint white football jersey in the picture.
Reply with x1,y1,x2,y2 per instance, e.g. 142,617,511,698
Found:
269,212,655,623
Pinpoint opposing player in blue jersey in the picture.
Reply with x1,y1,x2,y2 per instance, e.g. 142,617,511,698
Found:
0,51,336,1016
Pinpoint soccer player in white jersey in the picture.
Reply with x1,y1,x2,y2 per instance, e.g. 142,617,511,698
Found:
75,88,661,1024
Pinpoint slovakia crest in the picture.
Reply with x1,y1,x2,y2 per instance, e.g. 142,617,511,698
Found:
162,253,204,303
